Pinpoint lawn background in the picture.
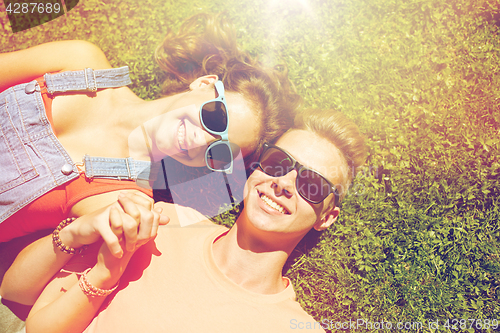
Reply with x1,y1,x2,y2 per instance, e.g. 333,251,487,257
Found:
1,0,499,331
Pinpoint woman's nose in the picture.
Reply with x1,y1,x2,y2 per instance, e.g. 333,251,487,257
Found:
187,124,223,161
199,128,218,146
184,119,214,148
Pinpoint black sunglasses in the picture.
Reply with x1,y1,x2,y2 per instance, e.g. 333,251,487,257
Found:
257,143,338,205
199,81,238,173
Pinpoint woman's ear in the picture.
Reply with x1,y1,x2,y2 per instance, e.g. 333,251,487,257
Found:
189,75,218,90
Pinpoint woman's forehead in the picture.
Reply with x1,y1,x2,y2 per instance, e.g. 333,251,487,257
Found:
226,91,254,115
226,92,260,151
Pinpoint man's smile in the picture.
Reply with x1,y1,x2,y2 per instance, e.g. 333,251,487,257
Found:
258,192,290,215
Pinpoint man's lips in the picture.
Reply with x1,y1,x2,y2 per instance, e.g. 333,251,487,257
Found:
258,191,290,215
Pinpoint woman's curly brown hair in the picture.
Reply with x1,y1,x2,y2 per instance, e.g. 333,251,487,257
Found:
155,13,302,167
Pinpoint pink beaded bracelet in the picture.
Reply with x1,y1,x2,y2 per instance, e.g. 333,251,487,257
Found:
78,268,119,297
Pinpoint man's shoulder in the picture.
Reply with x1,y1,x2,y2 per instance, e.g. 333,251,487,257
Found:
154,203,228,242
273,297,327,332
155,202,213,227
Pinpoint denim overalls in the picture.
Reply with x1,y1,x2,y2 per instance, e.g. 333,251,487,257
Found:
0,66,151,223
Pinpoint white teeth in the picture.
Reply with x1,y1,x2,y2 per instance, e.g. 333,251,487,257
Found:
178,121,186,151
260,194,286,214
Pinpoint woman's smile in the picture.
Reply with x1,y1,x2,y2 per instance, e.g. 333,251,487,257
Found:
176,119,188,153
174,117,213,159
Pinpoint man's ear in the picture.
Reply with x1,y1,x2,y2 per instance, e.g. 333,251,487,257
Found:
189,75,219,90
313,206,340,231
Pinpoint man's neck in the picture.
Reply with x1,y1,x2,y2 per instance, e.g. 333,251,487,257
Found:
211,223,290,295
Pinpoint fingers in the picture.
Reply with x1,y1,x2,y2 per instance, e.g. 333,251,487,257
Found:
120,191,153,211
135,208,154,247
117,194,142,252
119,193,169,226
157,207,170,226
100,192,170,257
117,193,164,250
74,192,163,258
153,202,171,226
106,204,146,256
102,207,124,258
150,208,160,239
149,207,167,238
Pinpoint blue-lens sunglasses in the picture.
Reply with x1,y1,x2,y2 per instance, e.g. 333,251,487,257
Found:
199,80,239,173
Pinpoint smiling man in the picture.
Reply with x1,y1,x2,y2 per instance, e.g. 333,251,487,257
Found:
9,109,367,333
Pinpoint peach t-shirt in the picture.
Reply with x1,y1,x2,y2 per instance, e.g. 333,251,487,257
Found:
75,204,326,333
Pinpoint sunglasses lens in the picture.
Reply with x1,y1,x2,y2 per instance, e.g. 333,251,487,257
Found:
259,148,294,177
202,101,227,133
206,142,233,171
297,169,332,203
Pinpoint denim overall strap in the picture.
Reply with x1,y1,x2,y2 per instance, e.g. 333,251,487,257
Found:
44,67,132,94
84,156,152,181
0,66,132,224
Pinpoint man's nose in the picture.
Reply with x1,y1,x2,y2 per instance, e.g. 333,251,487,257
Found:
271,169,297,199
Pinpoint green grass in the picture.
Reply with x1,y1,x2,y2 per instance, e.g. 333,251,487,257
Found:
1,0,499,331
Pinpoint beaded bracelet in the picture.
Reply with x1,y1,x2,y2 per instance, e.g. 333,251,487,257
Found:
52,217,87,255
79,268,119,297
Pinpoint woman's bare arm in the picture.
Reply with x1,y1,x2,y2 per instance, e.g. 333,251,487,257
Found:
25,198,165,333
0,40,112,92
0,193,167,305
0,233,77,305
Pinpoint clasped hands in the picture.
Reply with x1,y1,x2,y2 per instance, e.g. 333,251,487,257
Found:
59,192,169,260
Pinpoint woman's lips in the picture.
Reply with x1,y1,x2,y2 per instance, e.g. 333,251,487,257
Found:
177,119,188,153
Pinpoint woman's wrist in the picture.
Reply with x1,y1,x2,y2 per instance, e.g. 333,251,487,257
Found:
57,219,85,250
81,267,120,294
89,263,122,290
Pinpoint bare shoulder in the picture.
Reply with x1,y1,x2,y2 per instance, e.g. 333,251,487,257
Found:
32,40,112,70
0,40,112,91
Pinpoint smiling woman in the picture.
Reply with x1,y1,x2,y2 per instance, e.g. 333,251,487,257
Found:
0,12,301,244
128,79,260,171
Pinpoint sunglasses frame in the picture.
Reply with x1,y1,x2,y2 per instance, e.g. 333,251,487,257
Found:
204,140,234,174
199,80,233,173
257,143,338,206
